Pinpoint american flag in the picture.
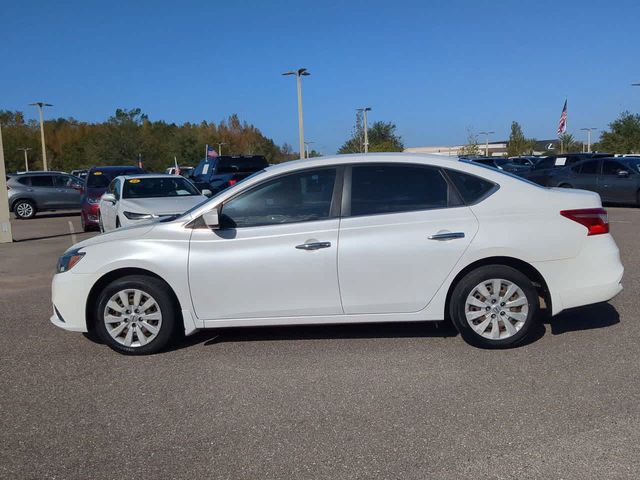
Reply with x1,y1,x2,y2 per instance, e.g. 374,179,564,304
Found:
557,99,567,135
206,145,218,158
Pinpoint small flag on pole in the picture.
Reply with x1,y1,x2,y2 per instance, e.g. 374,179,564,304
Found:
557,99,568,136
206,145,218,158
174,156,180,176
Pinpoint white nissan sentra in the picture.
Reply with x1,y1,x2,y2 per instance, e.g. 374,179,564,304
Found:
51,154,624,354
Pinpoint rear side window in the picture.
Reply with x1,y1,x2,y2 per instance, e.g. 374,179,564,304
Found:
446,169,496,204
350,165,456,216
30,175,54,187
578,160,599,174
535,158,556,169
16,176,30,186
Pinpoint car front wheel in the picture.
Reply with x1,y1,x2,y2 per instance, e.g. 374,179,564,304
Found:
449,265,538,349
95,275,178,355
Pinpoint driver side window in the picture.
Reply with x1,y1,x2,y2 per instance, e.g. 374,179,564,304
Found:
113,179,122,200
220,168,337,228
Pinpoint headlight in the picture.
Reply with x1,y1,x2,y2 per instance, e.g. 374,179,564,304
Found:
123,211,154,220
56,248,85,274
87,197,100,204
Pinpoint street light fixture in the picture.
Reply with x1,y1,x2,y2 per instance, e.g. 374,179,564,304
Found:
478,131,495,157
29,102,53,171
282,68,310,159
218,142,227,155
17,147,32,172
580,128,598,153
356,107,372,153
304,141,315,159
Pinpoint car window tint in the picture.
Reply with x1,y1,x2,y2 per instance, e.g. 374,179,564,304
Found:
446,169,496,204
17,176,30,186
221,169,336,228
350,165,452,216
30,175,54,187
114,179,122,199
53,175,74,187
579,160,599,175
602,160,628,175
535,158,556,169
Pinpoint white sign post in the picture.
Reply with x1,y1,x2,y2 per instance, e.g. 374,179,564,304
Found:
0,123,14,243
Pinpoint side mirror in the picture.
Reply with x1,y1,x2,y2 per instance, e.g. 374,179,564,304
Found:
202,209,220,229
617,170,630,178
202,189,213,197
102,193,116,204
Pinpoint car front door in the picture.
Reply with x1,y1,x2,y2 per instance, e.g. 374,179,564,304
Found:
28,175,58,208
337,164,479,314
189,167,343,321
599,159,638,203
569,159,601,193
54,175,83,209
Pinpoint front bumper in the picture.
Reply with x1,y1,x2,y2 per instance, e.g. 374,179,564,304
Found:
81,203,100,226
50,271,96,333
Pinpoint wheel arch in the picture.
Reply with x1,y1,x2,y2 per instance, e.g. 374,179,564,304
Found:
10,196,37,211
85,267,184,335
444,256,551,320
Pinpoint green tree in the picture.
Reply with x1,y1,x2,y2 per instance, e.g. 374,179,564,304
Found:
598,111,640,154
338,120,404,153
506,121,536,156
458,128,480,156
558,133,581,153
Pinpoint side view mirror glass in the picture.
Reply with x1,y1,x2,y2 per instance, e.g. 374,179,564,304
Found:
102,193,116,203
202,189,212,197
202,209,220,229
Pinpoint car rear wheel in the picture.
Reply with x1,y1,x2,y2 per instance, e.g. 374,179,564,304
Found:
115,216,121,228
449,265,538,349
95,275,179,355
13,200,36,219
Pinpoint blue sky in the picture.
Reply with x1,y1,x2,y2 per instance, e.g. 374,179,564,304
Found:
2,0,639,153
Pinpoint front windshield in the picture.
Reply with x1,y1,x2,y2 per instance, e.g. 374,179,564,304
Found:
123,177,201,198
178,169,266,218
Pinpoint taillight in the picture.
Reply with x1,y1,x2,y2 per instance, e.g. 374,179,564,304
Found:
560,208,609,235
228,179,237,186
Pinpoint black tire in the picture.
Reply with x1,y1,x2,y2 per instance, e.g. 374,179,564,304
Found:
98,213,105,233
94,275,179,355
81,213,92,232
449,265,539,349
558,183,573,189
115,216,121,228
13,199,36,219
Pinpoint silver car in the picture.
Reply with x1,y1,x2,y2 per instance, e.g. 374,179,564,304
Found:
7,172,84,219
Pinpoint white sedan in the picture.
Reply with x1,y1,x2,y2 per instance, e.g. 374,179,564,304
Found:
52,154,623,354
98,174,209,231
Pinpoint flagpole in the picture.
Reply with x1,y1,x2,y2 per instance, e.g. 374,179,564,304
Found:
205,144,208,160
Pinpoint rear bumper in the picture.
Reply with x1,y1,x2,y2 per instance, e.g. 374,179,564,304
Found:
533,234,624,315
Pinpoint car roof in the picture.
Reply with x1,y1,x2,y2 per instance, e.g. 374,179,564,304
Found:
119,173,189,180
88,165,143,171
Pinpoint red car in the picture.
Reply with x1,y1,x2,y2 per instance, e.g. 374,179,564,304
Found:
80,166,145,231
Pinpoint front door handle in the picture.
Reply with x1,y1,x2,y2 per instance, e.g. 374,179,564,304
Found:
428,232,465,241
295,241,331,250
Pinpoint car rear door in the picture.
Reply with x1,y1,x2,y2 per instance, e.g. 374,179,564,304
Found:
188,167,343,321
337,163,479,314
599,159,638,203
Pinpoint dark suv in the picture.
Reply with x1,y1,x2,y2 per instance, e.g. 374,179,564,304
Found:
521,153,611,186
190,155,268,195
7,172,84,219
81,166,145,231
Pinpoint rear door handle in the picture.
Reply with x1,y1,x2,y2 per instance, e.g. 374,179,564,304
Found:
295,241,331,250
428,232,465,241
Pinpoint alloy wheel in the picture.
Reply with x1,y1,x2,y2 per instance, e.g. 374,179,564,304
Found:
16,202,34,218
103,289,163,347
464,278,529,340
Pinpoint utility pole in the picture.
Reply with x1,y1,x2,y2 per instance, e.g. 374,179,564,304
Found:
580,128,597,153
356,107,372,153
218,142,227,155
0,123,13,243
304,141,315,159
479,131,495,157
17,147,32,172
282,68,310,159
30,102,53,171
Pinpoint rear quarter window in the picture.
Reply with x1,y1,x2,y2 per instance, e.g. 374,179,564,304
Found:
446,169,497,204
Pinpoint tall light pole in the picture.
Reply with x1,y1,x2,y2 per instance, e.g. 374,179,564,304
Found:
282,68,310,159
29,102,53,171
218,142,227,155
580,128,597,153
478,131,495,157
356,107,372,153
17,147,31,172
0,123,13,243
304,141,315,159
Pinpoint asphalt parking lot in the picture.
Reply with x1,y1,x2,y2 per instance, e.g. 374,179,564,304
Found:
1,208,639,480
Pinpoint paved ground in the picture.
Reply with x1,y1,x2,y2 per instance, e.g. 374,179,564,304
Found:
1,208,639,480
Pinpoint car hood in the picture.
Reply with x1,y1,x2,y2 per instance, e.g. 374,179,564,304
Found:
120,196,207,215
68,223,156,252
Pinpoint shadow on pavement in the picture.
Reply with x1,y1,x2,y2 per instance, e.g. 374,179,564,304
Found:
545,302,620,335
32,212,80,219
171,320,460,351
14,231,93,243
